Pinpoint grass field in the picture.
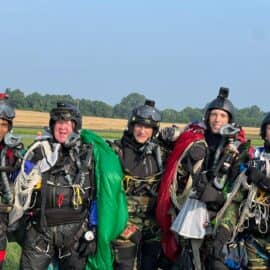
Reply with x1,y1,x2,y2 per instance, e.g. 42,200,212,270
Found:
4,243,21,269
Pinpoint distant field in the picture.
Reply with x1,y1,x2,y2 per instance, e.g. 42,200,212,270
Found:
14,110,262,146
14,110,187,131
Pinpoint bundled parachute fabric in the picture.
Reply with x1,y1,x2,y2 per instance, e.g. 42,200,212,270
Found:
170,197,210,239
156,123,205,261
81,129,128,270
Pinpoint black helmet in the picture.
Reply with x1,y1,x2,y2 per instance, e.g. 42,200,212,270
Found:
204,87,235,124
128,99,161,135
0,93,15,130
50,102,82,132
260,112,270,140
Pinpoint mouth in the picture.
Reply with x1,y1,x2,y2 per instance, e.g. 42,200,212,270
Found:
59,131,67,136
213,124,222,129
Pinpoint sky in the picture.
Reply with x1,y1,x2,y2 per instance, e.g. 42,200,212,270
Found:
0,1,270,111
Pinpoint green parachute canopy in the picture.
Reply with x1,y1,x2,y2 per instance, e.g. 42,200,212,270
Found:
81,129,128,270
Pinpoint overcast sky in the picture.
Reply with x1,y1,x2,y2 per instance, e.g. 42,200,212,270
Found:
0,1,269,111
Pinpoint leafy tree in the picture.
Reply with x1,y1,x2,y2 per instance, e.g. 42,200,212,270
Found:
27,92,43,111
113,92,145,118
3,88,268,127
5,88,26,108
161,109,179,122
179,107,203,123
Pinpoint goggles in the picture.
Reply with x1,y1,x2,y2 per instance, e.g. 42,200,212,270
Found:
50,110,74,121
135,105,161,122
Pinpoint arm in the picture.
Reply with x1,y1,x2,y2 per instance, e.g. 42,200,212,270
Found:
246,166,270,192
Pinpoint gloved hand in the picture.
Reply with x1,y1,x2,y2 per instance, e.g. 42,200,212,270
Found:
187,142,207,162
160,125,181,142
193,171,208,198
181,142,207,173
245,167,264,185
76,229,97,257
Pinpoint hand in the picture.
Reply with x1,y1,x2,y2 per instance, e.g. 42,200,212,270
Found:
187,142,207,162
160,125,181,142
193,171,208,198
245,167,264,185
224,143,239,157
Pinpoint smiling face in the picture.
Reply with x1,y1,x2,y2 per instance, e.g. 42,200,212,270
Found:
53,120,74,144
133,123,153,144
208,109,229,134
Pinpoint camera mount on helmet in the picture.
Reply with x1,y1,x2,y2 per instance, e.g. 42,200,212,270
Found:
204,87,235,124
218,87,229,99
128,99,161,135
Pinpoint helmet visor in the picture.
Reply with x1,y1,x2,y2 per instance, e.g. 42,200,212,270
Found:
51,110,74,121
135,106,161,122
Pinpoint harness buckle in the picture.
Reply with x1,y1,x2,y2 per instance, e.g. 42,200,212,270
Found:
35,240,50,255
58,247,71,259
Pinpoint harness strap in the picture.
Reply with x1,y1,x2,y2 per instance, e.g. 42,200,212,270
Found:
123,172,161,194
40,171,48,232
72,185,83,209
265,158,270,177
0,146,15,204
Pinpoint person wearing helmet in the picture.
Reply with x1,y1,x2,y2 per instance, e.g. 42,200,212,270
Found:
241,112,270,269
14,102,127,270
109,99,178,270
156,87,249,270
0,93,23,269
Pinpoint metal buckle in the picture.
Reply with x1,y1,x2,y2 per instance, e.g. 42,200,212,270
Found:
58,248,71,259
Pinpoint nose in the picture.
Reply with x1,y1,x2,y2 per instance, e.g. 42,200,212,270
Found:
140,126,149,134
214,115,222,122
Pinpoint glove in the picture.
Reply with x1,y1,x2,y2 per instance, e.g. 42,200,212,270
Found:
181,142,207,172
246,167,270,191
245,167,264,185
187,142,207,162
76,228,97,257
160,125,181,142
193,171,208,199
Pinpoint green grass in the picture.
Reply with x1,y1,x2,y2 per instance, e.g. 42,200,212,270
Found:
4,243,21,270
250,138,263,147
13,127,43,136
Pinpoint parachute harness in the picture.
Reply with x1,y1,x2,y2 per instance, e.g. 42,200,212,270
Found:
9,140,60,225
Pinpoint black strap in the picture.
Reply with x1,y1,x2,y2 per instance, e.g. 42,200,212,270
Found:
40,172,48,232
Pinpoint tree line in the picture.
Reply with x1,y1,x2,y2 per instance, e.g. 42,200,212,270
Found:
5,88,266,127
